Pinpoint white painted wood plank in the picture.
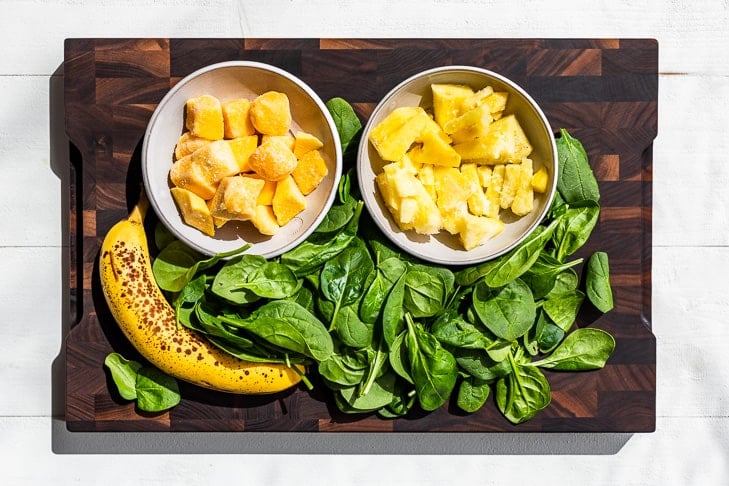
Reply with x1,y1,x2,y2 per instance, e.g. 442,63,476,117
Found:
0,416,726,484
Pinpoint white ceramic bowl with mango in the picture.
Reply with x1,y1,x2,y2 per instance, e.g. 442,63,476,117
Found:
357,65,558,266
142,61,342,258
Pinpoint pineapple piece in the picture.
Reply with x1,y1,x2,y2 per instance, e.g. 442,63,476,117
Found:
375,172,403,222
452,114,532,163
484,164,505,218
292,149,329,195
249,91,292,136
170,187,215,236
256,179,277,206
399,152,423,175
209,175,265,222
293,131,324,159
433,166,474,212
221,98,256,139
459,86,494,113
248,137,299,182
185,94,224,140
272,175,307,225
431,83,475,130
411,191,442,235
383,162,421,199
500,163,522,209
477,165,492,189
261,134,296,151
407,127,461,168
530,166,549,193
227,135,258,173
511,158,535,216
460,163,490,216
398,197,419,225
251,205,280,236
458,214,505,250
376,163,441,234
368,106,429,162
442,103,493,136
440,200,470,235
417,163,437,200
174,132,210,160
480,91,509,115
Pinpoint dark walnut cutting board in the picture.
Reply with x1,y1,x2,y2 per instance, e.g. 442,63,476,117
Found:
64,38,656,433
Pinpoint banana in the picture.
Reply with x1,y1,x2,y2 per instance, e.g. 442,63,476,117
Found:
99,192,302,394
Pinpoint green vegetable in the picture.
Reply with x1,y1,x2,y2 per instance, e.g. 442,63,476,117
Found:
472,279,536,341
586,251,614,312
456,376,491,413
325,97,362,155
495,350,551,424
104,353,180,412
529,328,615,370
555,128,600,204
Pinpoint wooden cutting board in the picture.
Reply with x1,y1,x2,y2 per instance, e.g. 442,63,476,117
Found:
64,38,656,433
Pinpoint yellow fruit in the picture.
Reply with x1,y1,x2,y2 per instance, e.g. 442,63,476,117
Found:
512,158,535,216
407,127,461,168
256,179,277,206
251,204,280,236
261,134,296,151
442,103,493,137
457,213,505,250
185,94,225,140
368,106,429,162
248,138,299,182
530,166,549,193
291,149,329,195
174,132,210,160
293,131,324,159
500,163,522,209
272,175,307,225
221,98,256,139
484,164,505,218
431,83,475,129
170,140,241,200
249,91,292,136
376,162,441,234
209,175,265,222
453,114,532,163
458,85,494,113
227,135,258,173
170,187,215,236
460,163,490,216
99,195,303,394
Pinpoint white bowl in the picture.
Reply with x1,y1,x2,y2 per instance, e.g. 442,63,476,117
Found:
142,61,342,258
357,66,558,266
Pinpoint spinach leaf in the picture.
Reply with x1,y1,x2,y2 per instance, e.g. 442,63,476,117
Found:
586,251,614,312
457,376,491,413
521,252,583,299
135,366,181,412
454,348,512,381
402,269,448,318
405,314,458,411
472,279,536,341
495,351,551,424
318,347,369,387
104,352,142,400
543,289,585,332
382,272,408,348
337,371,396,413
326,97,362,155
359,258,407,324
211,254,267,304
388,330,414,384
333,304,373,349
530,328,615,370
556,128,600,204
240,261,301,299
553,201,600,262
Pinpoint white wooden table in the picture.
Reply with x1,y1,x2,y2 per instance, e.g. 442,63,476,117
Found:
1,1,727,484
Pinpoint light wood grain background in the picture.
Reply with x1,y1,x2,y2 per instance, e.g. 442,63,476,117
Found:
1,0,727,484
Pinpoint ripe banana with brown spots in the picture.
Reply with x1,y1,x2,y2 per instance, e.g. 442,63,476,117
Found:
99,193,302,394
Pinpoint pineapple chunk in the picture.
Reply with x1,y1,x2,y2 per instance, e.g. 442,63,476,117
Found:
293,131,324,159
251,205,280,236
417,163,437,200
511,158,535,216
209,175,265,222
368,106,429,162
459,86,494,113
227,135,258,173
185,94,224,140
249,91,292,136
484,164,505,218
530,166,549,193
221,98,256,139
442,103,493,137
458,214,505,250
248,137,299,182
383,162,421,199
170,187,215,236
477,165,492,188
433,166,474,212
481,91,509,114
500,163,522,209
174,132,210,160
431,83,475,130
453,114,532,163
460,163,490,216
407,127,461,168
291,149,329,195
272,175,307,225
376,163,441,234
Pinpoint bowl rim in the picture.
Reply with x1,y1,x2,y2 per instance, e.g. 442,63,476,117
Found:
141,60,343,258
356,64,558,265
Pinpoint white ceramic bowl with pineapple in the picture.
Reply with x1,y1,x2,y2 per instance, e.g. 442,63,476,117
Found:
357,65,558,266
142,61,342,258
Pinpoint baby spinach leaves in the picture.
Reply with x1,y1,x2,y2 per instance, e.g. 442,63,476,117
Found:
556,128,600,204
104,353,181,412
586,251,614,312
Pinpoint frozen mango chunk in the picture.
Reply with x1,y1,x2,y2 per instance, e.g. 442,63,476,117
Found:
248,137,299,182
293,131,324,159
251,205,280,236
227,135,258,173
185,94,224,140
170,187,215,236
221,98,256,139
209,175,265,222
272,175,307,226
174,132,211,160
292,149,329,195
249,91,292,136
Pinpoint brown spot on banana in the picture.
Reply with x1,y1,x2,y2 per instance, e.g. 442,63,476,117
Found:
99,194,302,394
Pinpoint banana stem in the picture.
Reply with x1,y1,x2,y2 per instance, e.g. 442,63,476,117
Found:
129,188,150,224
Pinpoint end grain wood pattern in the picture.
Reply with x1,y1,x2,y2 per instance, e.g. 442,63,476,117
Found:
64,38,656,433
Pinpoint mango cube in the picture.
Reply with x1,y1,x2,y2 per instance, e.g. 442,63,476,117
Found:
272,175,307,225
248,138,299,182
227,135,259,173
174,132,211,160
185,94,224,140
221,98,256,139
208,175,265,222
292,149,329,195
256,179,277,206
293,131,324,159
249,91,292,135
170,187,215,236
251,205,280,236
169,140,239,200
